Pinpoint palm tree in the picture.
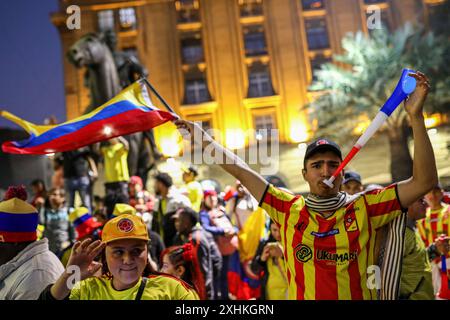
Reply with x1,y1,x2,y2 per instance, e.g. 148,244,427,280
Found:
306,23,450,182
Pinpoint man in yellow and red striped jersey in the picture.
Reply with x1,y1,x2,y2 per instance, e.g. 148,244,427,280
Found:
174,71,437,300
417,185,450,247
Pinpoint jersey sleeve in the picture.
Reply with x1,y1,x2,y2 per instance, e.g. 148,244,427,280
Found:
258,184,301,225
177,286,200,300
164,276,200,300
363,184,404,229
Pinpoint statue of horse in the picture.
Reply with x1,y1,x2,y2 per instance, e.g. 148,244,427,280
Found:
67,33,121,113
67,33,157,186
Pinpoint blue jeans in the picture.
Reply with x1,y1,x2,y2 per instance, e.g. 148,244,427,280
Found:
65,176,92,212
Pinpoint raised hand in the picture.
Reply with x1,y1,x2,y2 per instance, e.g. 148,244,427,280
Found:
174,119,208,144
404,71,431,116
260,245,271,262
270,243,284,258
67,238,106,281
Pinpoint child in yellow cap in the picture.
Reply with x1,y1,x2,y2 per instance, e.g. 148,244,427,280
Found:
39,214,198,300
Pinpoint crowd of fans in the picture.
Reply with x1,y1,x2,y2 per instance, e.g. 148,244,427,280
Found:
0,137,449,300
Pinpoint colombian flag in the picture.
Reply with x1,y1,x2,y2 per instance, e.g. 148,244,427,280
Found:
228,207,268,300
1,80,176,155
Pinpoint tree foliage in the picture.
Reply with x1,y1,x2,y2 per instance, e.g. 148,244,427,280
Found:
306,22,450,146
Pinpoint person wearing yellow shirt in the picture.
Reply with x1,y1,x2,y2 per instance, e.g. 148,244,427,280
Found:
100,137,130,217
160,243,206,300
39,214,198,300
417,184,450,247
251,220,288,300
181,164,203,212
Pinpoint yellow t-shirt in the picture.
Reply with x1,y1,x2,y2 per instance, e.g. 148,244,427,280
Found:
69,275,199,300
186,181,203,212
101,143,129,183
161,198,167,215
266,256,288,300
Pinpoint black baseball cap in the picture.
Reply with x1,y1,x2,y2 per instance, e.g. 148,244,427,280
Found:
304,138,342,167
343,171,362,185
181,164,199,177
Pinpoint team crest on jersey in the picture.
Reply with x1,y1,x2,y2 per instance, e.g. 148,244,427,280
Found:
117,218,134,233
344,210,359,232
294,244,312,263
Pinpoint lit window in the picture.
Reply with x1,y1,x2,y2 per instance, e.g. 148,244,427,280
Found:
254,113,276,141
98,10,114,31
188,119,213,150
119,8,137,30
176,0,200,23
254,114,275,130
184,75,211,105
305,18,330,50
301,0,324,11
181,34,204,64
239,0,263,17
248,64,274,98
201,120,212,133
243,25,267,56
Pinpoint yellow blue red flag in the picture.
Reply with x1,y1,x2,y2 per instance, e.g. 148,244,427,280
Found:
1,80,176,155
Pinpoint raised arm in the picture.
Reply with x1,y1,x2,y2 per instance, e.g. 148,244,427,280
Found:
397,71,438,208
117,136,129,151
174,120,268,202
50,239,105,300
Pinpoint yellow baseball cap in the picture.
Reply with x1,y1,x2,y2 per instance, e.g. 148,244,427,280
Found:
102,214,149,244
112,203,136,217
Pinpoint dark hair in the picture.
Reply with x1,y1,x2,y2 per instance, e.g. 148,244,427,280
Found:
94,195,104,203
44,187,66,209
160,244,206,300
179,207,199,225
303,149,341,169
48,187,65,197
31,179,46,189
186,165,198,177
93,208,107,221
104,192,129,218
154,172,173,188
53,156,63,166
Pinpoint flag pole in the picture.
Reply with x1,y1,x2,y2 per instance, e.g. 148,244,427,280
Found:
142,78,178,116
125,58,179,116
